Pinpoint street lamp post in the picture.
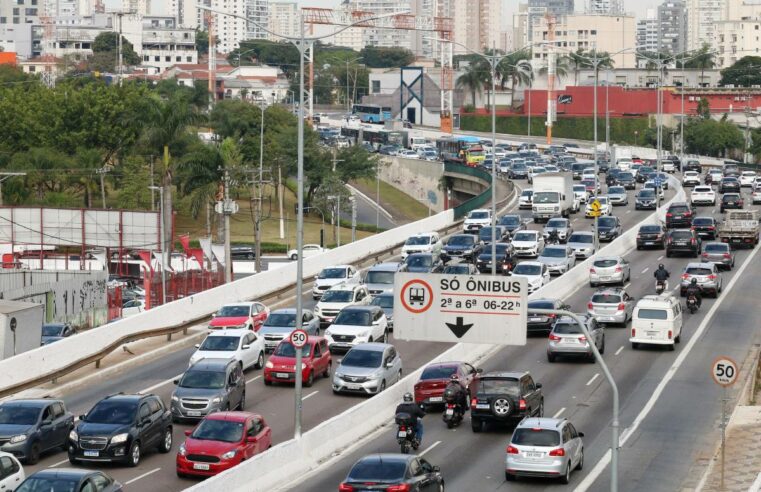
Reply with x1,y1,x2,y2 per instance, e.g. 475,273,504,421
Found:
255,100,266,274
148,186,167,305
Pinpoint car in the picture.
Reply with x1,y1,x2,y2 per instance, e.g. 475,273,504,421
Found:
508,162,529,179
0,399,74,465
616,159,632,171
287,243,326,260
312,265,360,299
526,298,570,334
636,166,654,183
17,469,120,492
324,305,388,352
378,144,400,156
413,361,479,408
740,170,757,187
585,196,611,217
264,336,331,387
634,189,657,210
606,186,628,206
339,454,444,491
720,192,744,212
498,214,526,236
259,308,320,352
595,215,622,242
606,168,621,186
69,393,172,467
682,171,701,187
401,232,442,260
442,262,480,275
208,302,269,331
399,253,444,273
719,177,741,194
581,169,596,181
170,359,246,422
397,149,418,159
230,245,256,260
683,159,701,173
0,452,23,490
636,224,667,250
543,217,573,243
567,231,596,258
589,256,631,287
692,216,718,239
617,172,636,190
723,162,741,177
478,225,508,244
527,166,547,184
364,262,399,296
40,323,75,346
537,245,576,275
519,189,534,209
506,417,584,483
680,262,723,297
176,411,271,478
643,180,665,199
754,184,761,204
662,159,676,173
571,163,588,180
511,230,545,258
666,229,701,257
369,293,395,331
547,315,604,362
332,342,402,395
475,242,514,274
470,371,543,432
665,202,695,228
510,261,550,293
581,178,600,194
463,208,492,233
690,186,716,206
442,234,482,262
587,287,634,325
189,329,265,370
314,283,370,326
705,168,723,185
573,184,590,204
702,242,735,270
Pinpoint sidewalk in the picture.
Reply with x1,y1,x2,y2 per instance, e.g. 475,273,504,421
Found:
700,405,761,491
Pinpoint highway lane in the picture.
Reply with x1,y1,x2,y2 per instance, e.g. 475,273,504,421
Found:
296,182,761,491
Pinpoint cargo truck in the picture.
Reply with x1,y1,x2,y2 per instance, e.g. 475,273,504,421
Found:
718,210,759,248
531,172,575,222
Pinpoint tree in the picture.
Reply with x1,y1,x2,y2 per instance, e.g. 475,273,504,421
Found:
195,29,215,57
684,118,744,157
495,50,532,110
89,32,140,72
696,97,711,119
227,40,300,75
456,63,486,107
680,43,715,86
359,46,415,68
719,56,761,87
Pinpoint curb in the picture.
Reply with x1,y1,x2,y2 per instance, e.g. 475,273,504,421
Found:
346,184,395,222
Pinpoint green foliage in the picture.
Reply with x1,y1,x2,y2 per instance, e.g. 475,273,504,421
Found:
697,97,711,119
89,32,140,72
115,156,153,209
359,46,415,68
719,56,761,87
684,118,744,157
195,29,215,57
456,64,486,107
227,40,300,75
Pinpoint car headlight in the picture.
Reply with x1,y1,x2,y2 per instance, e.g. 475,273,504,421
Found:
265,361,274,368
314,306,321,314
207,324,215,330
171,395,179,402
357,331,369,338
69,430,78,441
554,206,560,211
463,249,472,254
9,434,26,444
211,397,222,404
302,363,307,369
324,330,332,337
111,433,129,445
222,450,237,460
179,443,187,456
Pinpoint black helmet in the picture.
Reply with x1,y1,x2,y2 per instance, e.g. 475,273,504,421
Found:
403,392,413,403
450,374,460,382
691,278,698,285
658,264,665,269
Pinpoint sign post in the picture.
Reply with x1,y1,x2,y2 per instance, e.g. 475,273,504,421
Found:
291,328,308,440
712,356,738,491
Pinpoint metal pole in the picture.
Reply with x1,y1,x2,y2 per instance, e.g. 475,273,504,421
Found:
656,65,663,212
337,195,341,247
351,197,356,242
255,103,264,274
605,70,610,152
681,56,685,159
150,156,155,211
278,166,285,239
346,59,351,113
223,169,232,283
158,187,167,305
376,160,380,229
490,52,497,276
527,72,532,137
294,13,305,439
721,386,727,490
593,59,599,260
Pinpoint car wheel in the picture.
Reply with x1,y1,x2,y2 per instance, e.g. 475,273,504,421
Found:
666,250,671,257
304,371,314,388
505,471,516,481
322,362,331,379
127,441,141,467
159,428,173,453
26,442,40,465
491,397,512,417
397,370,403,384
68,454,80,466
537,401,544,417
264,378,272,386
471,418,483,433
379,380,386,393
576,449,584,470
632,342,639,350
560,463,572,484
547,352,556,363
177,471,187,479
255,351,265,369
290,254,297,260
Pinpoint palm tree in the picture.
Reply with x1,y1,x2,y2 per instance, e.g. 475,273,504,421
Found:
496,56,532,110
538,56,571,83
456,63,487,108
682,44,716,87
567,49,589,86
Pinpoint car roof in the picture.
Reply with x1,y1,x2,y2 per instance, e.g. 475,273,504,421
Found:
592,286,625,294
570,231,594,237
424,361,464,369
27,469,95,480
270,308,298,314
479,371,526,379
517,417,566,430
528,298,561,305
368,262,401,272
593,256,623,262
685,262,715,269
101,394,146,403
346,342,391,353
637,294,678,305
2,399,58,408
189,358,236,371
205,329,248,337
341,305,377,312
204,411,261,423
220,302,254,307
326,283,362,291
322,265,352,270
354,453,413,465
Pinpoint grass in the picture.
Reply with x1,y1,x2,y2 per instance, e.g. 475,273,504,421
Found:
353,178,430,222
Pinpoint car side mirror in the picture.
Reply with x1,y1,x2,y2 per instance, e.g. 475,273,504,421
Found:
476,368,483,374
535,383,543,389
372,320,380,325
578,432,585,437
194,344,200,349
184,429,192,437
433,465,441,473
242,344,251,350
41,418,52,426
78,414,86,421
173,379,179,385
247,436,258,443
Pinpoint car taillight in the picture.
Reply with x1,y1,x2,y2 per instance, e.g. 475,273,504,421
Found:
631,328,636,337
579,336,587,343
682,274,689,280
549,334,561,342
587,302,594,310
666,213,673,217
549,448,566,457
708,274,717,280
617,303,626,311
668,330,673,339
708,226,715,230
507,445,519,454
589,268,596,273
615,266,622,272
519,399,527,410
471,397,477,407
723,253,731,259
399,425,406,431
386,485,411,492
339,484,355,492
702,253,709,257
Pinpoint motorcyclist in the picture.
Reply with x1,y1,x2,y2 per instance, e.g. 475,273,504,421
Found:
546,228,560,245
653,264,670,291
684,278,703,308
395,392,425,442
502,248,516,274
443,374,468,413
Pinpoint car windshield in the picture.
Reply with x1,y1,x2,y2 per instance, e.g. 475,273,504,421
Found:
513,264,541,275
443,265,470,274
199,336,240,352
371,296,393,309
469,211,489,219
321,290,354,303
553,322,584,334
521,190,533,197
16,478,80,492
686,267,713,275
694,187,712,192
342,349,383,368
573,185,586,192
499,215,521,225
347,459,407,482
191,419,244,443
479,378,519,396
85,401,137,425
179,370,226,389
640,225,661,233
333,310,371,326
619,173,634,180
366,271,395,285
319,268,347,279
670,231,692,239
448,236,475,246
273,342,312,358
421,365,458,380
546,219,566,228
638,190,655,198
479,228,500,239
669,206,689,213
216,305,249,317
41,325,64,336
723,194,740,200
407,256,432,268
513,232,536,242
597,217,616,227
569,234,593,244
0,405,40,425
405,236,431,246
705,244,728,252
528,300,555,309
265,313,297,327
693,218,714,225
637,309,668,320
533,192,558,204
593,259,619,268
512,428,561,447
609,187,625,194
541,248,567,258
591,294,622,304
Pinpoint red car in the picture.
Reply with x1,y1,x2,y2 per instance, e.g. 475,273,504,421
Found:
208,302,269,331
176,411,272,478
264,336,331,387
414,361,479,408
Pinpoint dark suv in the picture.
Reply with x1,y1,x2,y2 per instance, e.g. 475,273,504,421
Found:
0,399,74,464
69,394,172,467
665,202,695,228
470,371,543,432
636,224,667,250
666,229,701,257
684,159,701,173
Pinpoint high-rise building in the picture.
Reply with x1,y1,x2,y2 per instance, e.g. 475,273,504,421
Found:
210,0,248,53
658,0,687,54
687,0,726,50
267,1,297,40
637,9,660,53
528,0,574,16
714,17,761,68
333,0,412,52
247,0,268,40
587,0,624,15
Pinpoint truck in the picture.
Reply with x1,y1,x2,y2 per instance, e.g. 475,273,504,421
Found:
531,172,575,222
0,300,44,360
718,210,760,248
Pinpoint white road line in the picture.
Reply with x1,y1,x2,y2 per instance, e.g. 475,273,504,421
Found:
139,374,182,394
552,407,566,419
125,468,161,485
419,440,441,456
614,346,624,356
48,459,69,468
625,210,632,214
623,283,631,290
246,375,262,384
574,236,761,492
673,284,680,291
302,390,319,401
641,267,649,274
657,255,664,261
748,472,761,492
585,373,600,386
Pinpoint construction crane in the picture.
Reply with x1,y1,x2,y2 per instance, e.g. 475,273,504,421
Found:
302,8,454,133
38,0,56,87
545,12,556,145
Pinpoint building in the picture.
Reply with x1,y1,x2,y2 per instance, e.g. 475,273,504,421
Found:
521,67,721,92
714,17,761,68
247,0,268,40
267,1,298,40
658,0,687,54
333,0,412,53
209,0,248,53
529,0,575,16
687,0,726,51
637,9,659,53
160,62,291,102
587,0,624,15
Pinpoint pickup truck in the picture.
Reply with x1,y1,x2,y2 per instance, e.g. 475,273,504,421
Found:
718,210,759,248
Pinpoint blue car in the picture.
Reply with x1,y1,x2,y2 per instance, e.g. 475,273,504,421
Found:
0,399,74,464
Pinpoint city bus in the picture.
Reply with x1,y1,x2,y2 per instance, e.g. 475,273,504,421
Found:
436,135,485,166
341,126,408,149
352,104,392,123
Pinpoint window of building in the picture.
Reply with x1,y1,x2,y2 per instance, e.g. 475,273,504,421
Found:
176,56,181,61
28,65,35,72
12,8,19,15
154,55,160,62
165,56,170,62
591,30,597,35
12,17,19,24
25,8,36,15
143,55,149,61
0,17,5,23
371,80,380,93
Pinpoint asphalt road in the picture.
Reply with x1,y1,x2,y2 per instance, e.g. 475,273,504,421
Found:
296,183,761,492
19,177,677,491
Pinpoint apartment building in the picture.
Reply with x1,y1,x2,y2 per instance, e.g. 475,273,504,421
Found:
714,17,761,67
686,0,726,50
658,0,688,54
267,1,298,40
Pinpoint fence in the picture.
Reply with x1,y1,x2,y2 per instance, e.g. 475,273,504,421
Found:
106,287,122,321
142,268,226,309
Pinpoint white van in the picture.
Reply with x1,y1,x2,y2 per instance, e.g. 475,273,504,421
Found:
409,136,428,152
630,295,683,350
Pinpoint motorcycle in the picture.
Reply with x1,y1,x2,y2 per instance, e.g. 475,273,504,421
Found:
442,399,464,429
545,231,560,245
395,413,420,454
687,294,699,314
655,280,666,295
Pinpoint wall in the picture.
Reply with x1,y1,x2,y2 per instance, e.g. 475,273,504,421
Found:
379,157,445,213
0,301,44,360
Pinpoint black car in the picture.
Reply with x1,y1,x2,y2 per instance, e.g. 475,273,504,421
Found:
41,323,75,345
606,168,621,186
508,163,528,179
684,159,701,173
475,242,514,274
441,234,482,262
692,216,718,239
571,163,588,180
470,371,543,432
666,229,701,257
595,216,622,242
723,162,741,177
636,224,667,250
17,469,122,492
69,394,173,467
635,189,657,210
230,245,256,260
719,177,741,193
400,253,443,273
617,172,636,190
0,399,74,464
665,202,695,228
497,214,525,236
478,226,508,245
636,166,654,183
720,193,744,212
527,298,570,334
339,454,444,491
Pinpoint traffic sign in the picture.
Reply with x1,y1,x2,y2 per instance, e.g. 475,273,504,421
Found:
712,356,739,387
393,273,528,345
588,199,602,217
290,329,308,348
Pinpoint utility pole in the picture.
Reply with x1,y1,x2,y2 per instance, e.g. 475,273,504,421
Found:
97,165,111,209
148,186,167,304
255,101,266,273
350,196,356,242
278,166,285,239
149,155,155,211
223,169,232,283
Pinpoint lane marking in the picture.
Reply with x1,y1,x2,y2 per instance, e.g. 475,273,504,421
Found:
673,284,680,291
246,375,262,384
585,373,600,386
574,236,761,492
553,407,566,419
302,390,319,401
419,440,441,456
657,255,664,261
748,472,761,492
625,210,632,214
48,459,69,468
125,468,161,485
139,374,182,394
641,267,649,274
623,283,631,290
614,346,624,356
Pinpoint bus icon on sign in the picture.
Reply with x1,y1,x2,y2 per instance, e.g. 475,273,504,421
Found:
409,287,426,306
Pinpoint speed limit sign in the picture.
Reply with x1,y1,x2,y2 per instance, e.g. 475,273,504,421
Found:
290,329,308,348
712,356,739,387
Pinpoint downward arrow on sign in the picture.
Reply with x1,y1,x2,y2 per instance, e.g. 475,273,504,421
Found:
445,317,473,338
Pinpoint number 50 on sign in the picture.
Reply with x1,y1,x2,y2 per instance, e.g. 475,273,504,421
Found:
712,356,738,387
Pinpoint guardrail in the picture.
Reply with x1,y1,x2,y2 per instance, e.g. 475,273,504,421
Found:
444,162,493,219
187,178,684,492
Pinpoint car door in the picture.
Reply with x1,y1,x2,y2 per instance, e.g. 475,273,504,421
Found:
251,304,266,330
302,311,317,335
137,402,156,447
566,423,583,467
462,363,477,392
319,340,331,374
0,455,22,491
49,402,69,448
566,247,575,270
252,417,272,453
522,376,541,414
242,418,259,459
241,333,257,369
542,264,550,285
412,458,438,491
228,365,244,409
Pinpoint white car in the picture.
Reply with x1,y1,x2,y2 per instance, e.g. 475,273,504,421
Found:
707,168,723,184
682,171,701,186
0,452,23,491
312,265,360,299
573,184,590,204
581,168,596,181
690,186,716,206
398,149,419,159
511,230,545,257
463,208,492,233
314,283,370,326
616,159,632,171
753,184,761,204
643,181,665,199
585,196,611,217
288,243,326,260
324,305,389,351
740,170,757,187
401,232,443,260
189,329,265,370
519,189,534,209
662,160,676,173
121,298,145,318
752,176,761,188
527,167,547,184
510,261,550,293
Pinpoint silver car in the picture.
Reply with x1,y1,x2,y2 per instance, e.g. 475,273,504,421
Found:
589,256,631,287
547,315,604,362
537,245,576,275
506,417,585,483
332,342,403,395
607,186,629,206
542,217,573,243
259,308,320,352
587,288,635,325
701,242,735,270
679,262,723,297
566,231,596,258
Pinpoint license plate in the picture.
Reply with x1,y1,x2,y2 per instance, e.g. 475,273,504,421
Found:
193,463,210,471
561,338,577,344
187,411,202,417
529,317,541,322
476,404,490,409
429,396,443,402
83,450,99,457
647,331,658,337
445,408,454,416
525,451,544,459
398,430,407,438
601,276,611,281
645,241,654,245
345,383,361,390
276,373,289,378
